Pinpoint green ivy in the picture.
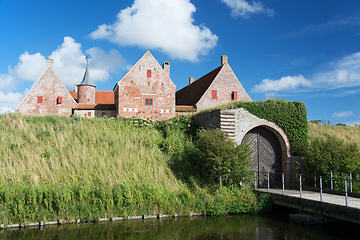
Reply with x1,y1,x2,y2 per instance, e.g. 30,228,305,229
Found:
198,99,308,156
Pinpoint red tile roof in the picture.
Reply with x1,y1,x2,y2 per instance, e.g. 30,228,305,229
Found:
95,91,114,104
176,66,222,106
68,90,114,104
69,90,77,101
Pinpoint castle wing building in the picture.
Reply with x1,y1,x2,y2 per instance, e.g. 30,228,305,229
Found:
14,52,251,120
113,51,176,120
176,55,252,111
14,59,77,116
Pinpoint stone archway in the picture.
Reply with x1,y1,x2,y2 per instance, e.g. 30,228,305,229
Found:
195,108,292,181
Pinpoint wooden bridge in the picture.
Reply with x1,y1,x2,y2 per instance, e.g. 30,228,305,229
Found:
253,172,360,224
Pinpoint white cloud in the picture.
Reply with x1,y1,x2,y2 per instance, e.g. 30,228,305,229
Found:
314,52,360,89
345,120,360,126
221,0,275,18
0,71,16,92
49,37,126,87
85,47,127,80
89,0,218,62
0,36,126,113
0,52,46,92
0,90,27,114
253,52,360,93
332,111,355,118
253,74,312,93
14,52,47,81
0,37,126,88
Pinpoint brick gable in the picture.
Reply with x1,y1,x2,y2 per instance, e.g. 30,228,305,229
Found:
15,60,77,116
115,51,176,120
176,56,252,111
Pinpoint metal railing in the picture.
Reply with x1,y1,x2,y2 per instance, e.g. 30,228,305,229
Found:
254,171,360,207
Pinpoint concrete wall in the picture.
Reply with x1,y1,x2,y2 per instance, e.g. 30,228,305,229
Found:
194,109,221,129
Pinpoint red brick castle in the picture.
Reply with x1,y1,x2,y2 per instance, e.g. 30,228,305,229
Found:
15,51,252,120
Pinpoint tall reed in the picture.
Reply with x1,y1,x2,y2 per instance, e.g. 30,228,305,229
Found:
0,114,179,189
308,122,360,144
0,114,267,224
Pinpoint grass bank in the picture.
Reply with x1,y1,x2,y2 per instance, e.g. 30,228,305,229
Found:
308,122,360,144
0,114,269,225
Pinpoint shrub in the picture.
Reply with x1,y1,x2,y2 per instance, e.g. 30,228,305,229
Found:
193,129,252,187
303,135,360,175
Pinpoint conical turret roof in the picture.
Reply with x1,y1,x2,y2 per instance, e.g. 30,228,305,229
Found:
78,60,95,87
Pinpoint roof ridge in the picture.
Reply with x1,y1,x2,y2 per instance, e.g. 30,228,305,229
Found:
175,65,222,106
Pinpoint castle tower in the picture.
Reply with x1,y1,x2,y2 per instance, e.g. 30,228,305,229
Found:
77,58,95,104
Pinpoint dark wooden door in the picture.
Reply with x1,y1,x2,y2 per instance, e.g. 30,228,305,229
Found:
242,126,282,186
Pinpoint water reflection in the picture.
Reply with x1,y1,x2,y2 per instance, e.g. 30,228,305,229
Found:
0,211,357,240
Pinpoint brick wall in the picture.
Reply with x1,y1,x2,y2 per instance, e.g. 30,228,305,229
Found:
14,64,77,117
115,52,176,121
196,64,252,110
77,85,96,104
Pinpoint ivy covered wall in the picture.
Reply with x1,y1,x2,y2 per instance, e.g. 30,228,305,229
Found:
197,100,308,156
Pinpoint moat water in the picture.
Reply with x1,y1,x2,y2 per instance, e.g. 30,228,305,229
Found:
1,206,358,239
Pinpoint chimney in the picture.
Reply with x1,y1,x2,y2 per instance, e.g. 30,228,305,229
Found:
221,55,228,65
74,84,78,93
46,58,54,67
162,61,170,77
189,77,195,85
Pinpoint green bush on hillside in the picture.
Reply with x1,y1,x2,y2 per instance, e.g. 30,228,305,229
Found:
302,135,360,192
303,135,360,174
193,129,252,187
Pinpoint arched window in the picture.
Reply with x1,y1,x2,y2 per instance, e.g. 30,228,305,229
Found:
147,69,151,78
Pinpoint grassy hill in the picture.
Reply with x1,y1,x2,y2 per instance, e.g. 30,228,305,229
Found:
304,122,360,193
308,122,360,144
0,114,179,188
0,114,268,225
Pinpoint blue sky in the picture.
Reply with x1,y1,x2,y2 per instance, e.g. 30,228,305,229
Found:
0,0,359,125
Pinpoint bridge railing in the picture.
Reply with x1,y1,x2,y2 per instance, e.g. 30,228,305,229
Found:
253,171,360,206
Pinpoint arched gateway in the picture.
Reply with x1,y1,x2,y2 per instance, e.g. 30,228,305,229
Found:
195,108,291,182
242,126,282,173
242,126,283,186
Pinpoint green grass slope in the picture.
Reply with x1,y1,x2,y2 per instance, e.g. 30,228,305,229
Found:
0,114,268,225
308,122,360,144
